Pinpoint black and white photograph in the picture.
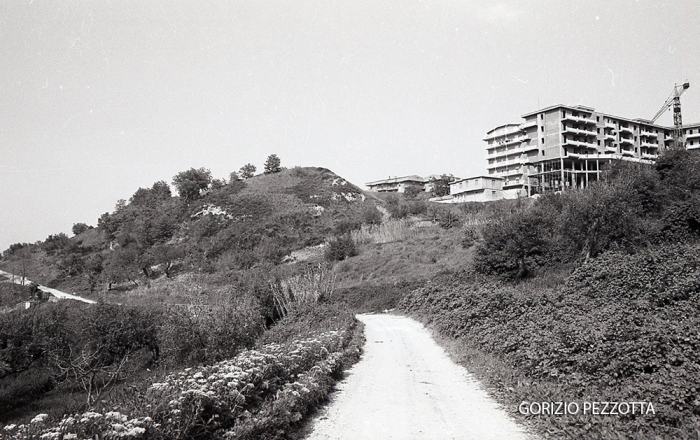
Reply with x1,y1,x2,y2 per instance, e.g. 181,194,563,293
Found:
1,1,699,438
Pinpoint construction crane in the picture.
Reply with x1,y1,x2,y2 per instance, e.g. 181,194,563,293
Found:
650,82,690,149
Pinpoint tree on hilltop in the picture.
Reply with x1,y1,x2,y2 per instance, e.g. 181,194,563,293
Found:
72,223,91,236
239,163,256,179
264,154,282,174
172,167,212,202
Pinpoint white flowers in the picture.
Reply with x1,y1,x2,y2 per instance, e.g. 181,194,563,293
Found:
31,414,49,424
8,330,349,440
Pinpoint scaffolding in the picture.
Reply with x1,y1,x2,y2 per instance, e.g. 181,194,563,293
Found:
528,157,608,194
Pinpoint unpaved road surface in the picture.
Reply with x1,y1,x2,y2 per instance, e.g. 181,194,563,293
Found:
307,314,535,440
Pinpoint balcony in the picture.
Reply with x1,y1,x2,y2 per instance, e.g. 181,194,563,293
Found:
605,121,616,129
521,119,537,129
495,136,527,147
562,126,596,137
521,142,539,152
498,169,524,177
604,133,616,140
686,131,700,140
619,126,634,135
562,114,596,125
493,157,525,168
642,152,658,160
605,145,617,153
640,141,658,149
640,131,658,138
563,138,597,150
619,137,634,146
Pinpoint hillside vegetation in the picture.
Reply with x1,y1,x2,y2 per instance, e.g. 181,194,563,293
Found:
2,150,700,439
400,149,700,439
0,166,377,437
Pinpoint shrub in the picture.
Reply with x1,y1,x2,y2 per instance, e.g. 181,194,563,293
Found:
400,243,700,439
324,235,358,262
361,205,383,226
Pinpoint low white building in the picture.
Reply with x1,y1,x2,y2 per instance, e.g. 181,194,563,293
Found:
430,176,504,203
365,175,427,193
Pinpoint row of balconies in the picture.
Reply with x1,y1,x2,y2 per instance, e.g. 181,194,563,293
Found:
562,126,596,137
562,114,596,125
487,142,538,156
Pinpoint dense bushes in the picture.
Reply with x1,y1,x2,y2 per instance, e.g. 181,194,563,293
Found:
400,243,700,438
324,235,357,261
0,294,267,421
474,150,700,279
5,303,363,440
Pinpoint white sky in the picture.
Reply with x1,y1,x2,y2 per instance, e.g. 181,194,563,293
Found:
1,0,699,251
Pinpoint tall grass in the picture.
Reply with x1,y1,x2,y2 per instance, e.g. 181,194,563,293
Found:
270,263,336,318
351,218,416,245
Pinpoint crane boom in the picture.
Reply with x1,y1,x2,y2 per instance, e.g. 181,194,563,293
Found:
650,82,689,149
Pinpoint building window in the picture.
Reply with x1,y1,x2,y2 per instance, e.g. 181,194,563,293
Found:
541,126,544,132
541,150,545,156
541,138,544,144
596,116,600,122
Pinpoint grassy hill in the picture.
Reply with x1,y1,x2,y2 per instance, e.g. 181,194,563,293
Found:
0,167,378,296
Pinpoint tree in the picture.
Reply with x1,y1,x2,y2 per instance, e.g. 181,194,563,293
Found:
404,185,422,199
229,171,240,183
172,168,213,202
264,154,282,174
130,181,172,207
72,223,91,236
429,174,456,197
210,178,226,190
239,163,256,179
475,205,548,279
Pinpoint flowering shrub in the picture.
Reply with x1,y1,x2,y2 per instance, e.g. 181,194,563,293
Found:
3,328,361,440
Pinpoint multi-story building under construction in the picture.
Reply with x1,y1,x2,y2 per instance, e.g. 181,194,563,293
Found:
485,104,700,198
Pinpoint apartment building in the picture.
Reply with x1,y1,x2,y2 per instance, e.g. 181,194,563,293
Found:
449,176,504,203
365,175,427,193
485,105,700,198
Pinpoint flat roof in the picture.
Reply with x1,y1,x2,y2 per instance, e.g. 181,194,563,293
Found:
521,104,595,118
365,175,426,186
452,175,504,184
518,103,699,130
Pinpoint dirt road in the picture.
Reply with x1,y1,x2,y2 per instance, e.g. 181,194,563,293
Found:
307,314,535,440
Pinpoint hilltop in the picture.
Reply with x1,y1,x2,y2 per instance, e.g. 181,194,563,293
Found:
0,166,380,297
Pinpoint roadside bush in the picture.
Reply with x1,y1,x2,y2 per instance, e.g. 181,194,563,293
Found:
401,243,700,439
10,314,363,440
268,263,336,318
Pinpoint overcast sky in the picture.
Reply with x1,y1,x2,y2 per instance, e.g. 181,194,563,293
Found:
1,0,699,251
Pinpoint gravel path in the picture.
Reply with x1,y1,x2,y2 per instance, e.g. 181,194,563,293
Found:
306,314,535,440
